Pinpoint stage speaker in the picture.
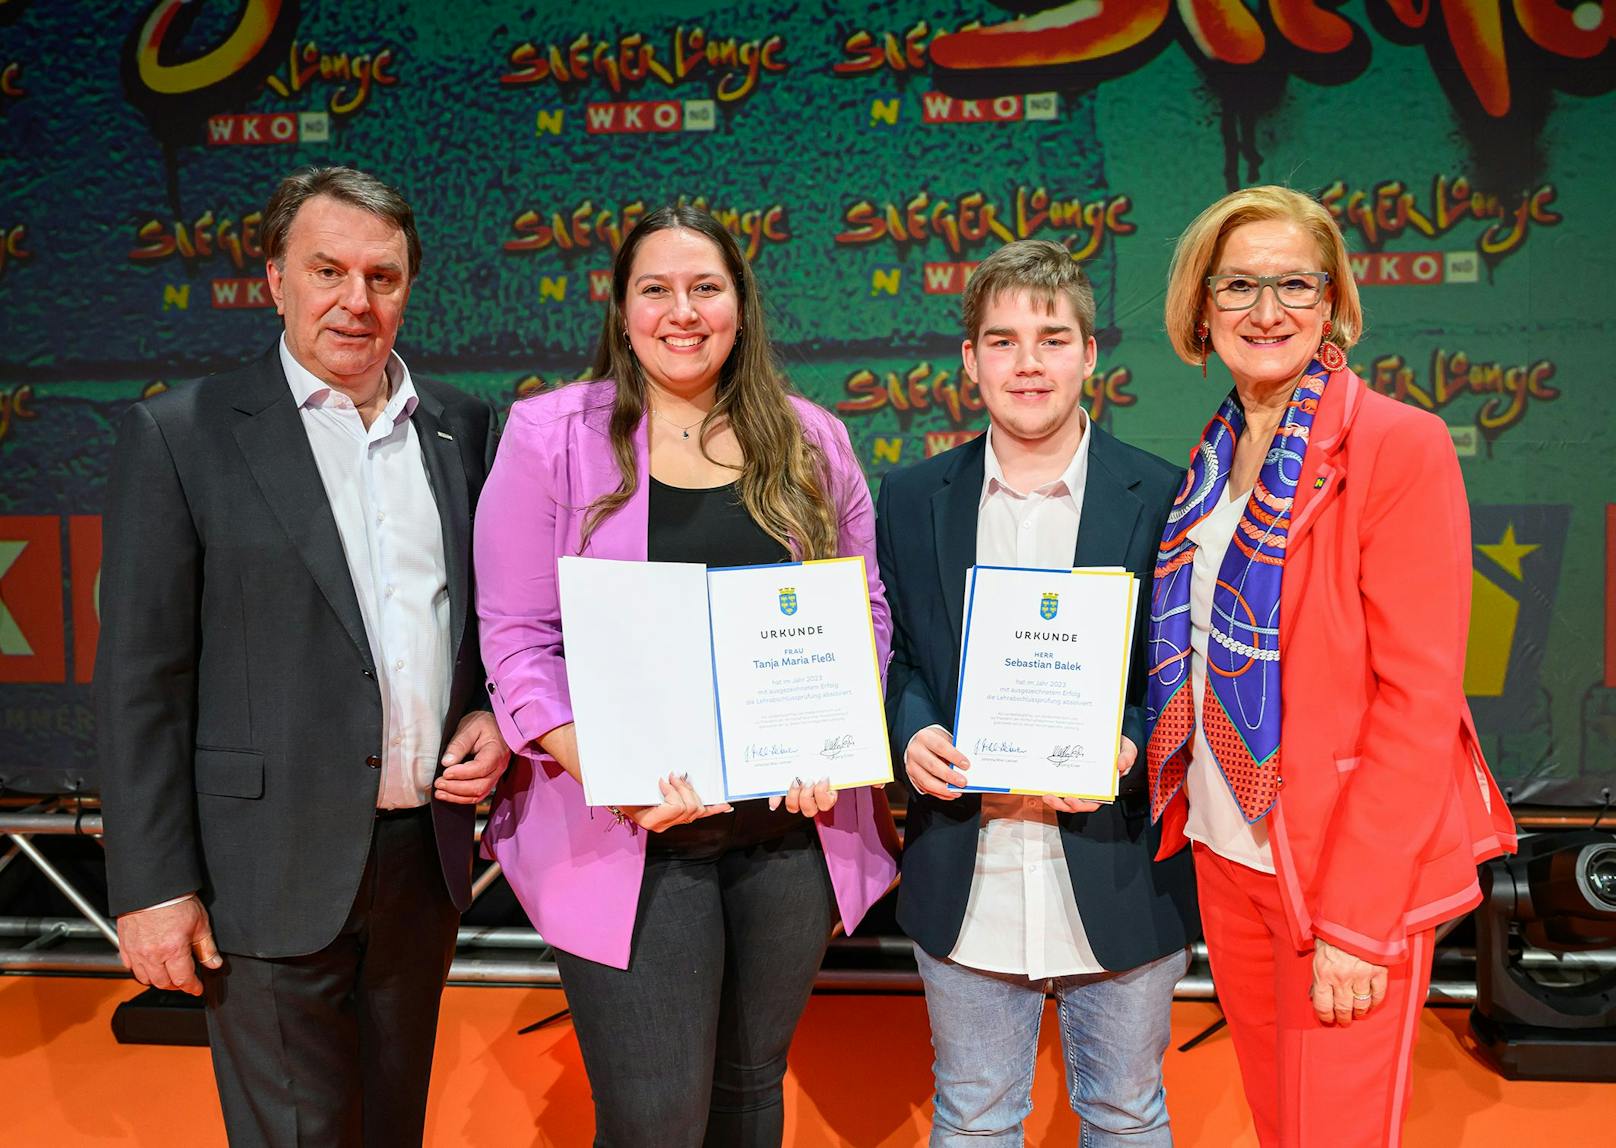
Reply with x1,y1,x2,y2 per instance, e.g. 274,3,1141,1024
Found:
1470,830,1616,1081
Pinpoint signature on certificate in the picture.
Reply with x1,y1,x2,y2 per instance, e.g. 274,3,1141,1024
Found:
1046,744,1085,768
745,742,797,763
974,738,1026,756
819,734,856,760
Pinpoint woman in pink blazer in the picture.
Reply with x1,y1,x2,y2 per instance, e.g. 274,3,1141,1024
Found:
1145,186,1517,1147
474,205,898,1147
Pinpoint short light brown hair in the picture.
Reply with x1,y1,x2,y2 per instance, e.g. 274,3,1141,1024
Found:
962,240,1096,343
1163,185,1362,365
261,166,422,278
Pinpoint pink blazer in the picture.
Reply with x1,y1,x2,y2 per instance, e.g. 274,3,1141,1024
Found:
1156,370,1517,965
475,379,900,968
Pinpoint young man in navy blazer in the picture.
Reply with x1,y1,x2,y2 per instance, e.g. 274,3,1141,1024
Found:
876,241,1199,1146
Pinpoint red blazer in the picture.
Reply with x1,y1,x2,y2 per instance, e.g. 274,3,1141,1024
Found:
1156,369,1517,965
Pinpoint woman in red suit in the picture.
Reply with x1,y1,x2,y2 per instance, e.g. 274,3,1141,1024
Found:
1146,185,1517,1147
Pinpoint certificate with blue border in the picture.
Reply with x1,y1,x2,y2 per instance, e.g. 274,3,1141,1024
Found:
951,565,1136,800
558,556,890,806
707,557,892,800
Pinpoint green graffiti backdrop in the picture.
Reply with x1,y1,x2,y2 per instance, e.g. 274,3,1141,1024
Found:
1,1,1612,802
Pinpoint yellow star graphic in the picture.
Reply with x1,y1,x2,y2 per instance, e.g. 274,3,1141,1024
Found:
1476,523,1539,580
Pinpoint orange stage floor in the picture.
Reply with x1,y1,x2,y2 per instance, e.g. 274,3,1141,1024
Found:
2,976,1610,1145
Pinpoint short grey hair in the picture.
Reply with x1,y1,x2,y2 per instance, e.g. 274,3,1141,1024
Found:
261,166,421,277
962,239,1096,343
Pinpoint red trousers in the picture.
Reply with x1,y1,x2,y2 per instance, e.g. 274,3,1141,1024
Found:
1193,844,1435,1147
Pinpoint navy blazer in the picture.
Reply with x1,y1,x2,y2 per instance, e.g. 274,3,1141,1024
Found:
876,425,1199,967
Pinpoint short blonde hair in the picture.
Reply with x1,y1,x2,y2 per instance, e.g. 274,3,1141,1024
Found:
1163,185,1362,366
963,239,1095,343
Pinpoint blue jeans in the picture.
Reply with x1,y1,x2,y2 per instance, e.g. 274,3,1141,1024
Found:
915,944,1190,1147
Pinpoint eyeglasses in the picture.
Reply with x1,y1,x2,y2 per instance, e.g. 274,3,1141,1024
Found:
1205,271,1330,311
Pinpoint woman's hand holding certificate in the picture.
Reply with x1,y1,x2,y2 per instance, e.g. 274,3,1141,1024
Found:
615,773,735,832
950,566,1137,801
557,556,891,807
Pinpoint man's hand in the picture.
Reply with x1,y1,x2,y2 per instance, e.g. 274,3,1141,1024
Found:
1038,736,1136,814
904,725,970,800
116,895,221,997
768,777,838,817
434,710,510,804
1310,939,1388,1026
1117,735,1138,776
1040,794,1103,813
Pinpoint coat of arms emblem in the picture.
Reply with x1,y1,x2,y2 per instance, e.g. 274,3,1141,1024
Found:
1040,592,1059,621
779,587,798,616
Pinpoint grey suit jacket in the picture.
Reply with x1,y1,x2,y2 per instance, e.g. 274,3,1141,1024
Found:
96,346,498,958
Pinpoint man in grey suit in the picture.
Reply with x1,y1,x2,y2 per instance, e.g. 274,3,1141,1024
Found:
97,166,507,1147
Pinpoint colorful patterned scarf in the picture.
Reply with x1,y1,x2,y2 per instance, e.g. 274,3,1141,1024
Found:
1146,363,1328,824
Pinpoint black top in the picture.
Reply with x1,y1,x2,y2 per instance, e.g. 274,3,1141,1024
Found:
645,477,804,854
647,475,790,569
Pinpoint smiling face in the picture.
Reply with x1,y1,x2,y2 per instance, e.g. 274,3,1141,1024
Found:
621,227,739,399
1205,218,1332,399
264,195,411,395
963,288,1097,451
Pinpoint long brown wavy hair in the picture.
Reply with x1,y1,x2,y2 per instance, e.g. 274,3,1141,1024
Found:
580,204,839,559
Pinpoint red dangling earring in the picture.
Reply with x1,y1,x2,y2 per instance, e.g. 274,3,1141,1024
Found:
1317,318,1346,371
1196,321,1210,378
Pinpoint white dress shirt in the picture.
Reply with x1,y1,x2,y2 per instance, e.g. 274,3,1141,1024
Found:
1183,487,1275,872
280,337,451,810
941,413,1107,978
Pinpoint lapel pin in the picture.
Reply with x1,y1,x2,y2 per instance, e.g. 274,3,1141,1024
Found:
436,430,454,441
1313,476,1326,489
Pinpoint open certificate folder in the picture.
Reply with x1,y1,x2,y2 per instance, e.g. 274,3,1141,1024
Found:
951,565,1137,800
557,555,891,807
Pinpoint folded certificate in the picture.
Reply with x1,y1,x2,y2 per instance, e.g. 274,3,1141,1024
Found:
951,565,1137,800
557,558,724,807
558,556,891,806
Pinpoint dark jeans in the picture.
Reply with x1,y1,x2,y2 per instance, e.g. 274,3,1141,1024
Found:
555,812,837,1148
202,806,459,1148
